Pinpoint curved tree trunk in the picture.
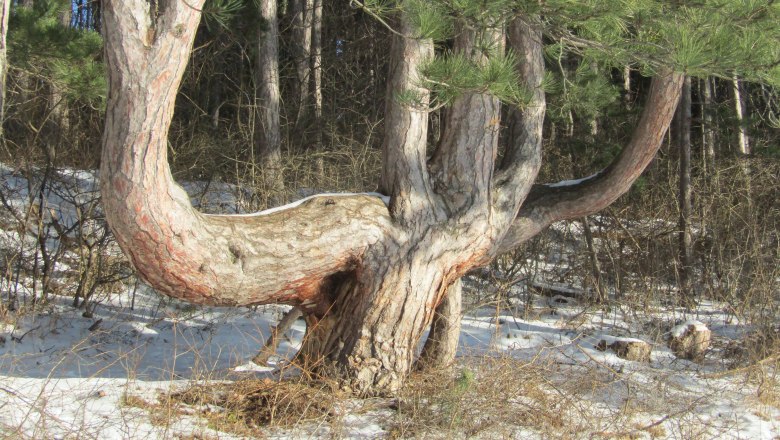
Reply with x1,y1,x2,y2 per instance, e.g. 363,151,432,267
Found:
101,2,683,396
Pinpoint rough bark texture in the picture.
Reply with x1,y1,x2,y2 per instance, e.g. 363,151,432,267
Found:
101,0,392,313
255,0,284,205
101,3,684,396
0,0,10,137
417,279,462,370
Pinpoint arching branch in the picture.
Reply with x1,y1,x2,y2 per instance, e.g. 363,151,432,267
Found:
497,71,685,254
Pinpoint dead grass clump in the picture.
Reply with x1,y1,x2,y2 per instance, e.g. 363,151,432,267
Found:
389,356,572,439
168,377,345,435
121,393,183,427
724,325,780,369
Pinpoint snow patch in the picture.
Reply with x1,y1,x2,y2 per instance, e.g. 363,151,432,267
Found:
545,171,601,188
206,191,390,218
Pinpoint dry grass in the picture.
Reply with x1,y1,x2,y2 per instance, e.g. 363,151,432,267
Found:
387,356,618,439
164,376,347,436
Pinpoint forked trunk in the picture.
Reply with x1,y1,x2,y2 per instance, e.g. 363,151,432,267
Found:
101,2,683,396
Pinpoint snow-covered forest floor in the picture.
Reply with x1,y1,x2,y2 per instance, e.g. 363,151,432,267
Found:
0,165,778,439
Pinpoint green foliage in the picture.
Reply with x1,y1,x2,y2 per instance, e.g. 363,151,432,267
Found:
534,0,780,84
547,60,620,124
203,0,248,31
419,51,530,108
9,0,106,108
403,0,452,40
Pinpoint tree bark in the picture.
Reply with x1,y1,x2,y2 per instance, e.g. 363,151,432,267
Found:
417,279,462,370
0,0,10,138
623,65,633,109
676,77,693,298
498,71,685,253
255,0,284,206
292,0,313,129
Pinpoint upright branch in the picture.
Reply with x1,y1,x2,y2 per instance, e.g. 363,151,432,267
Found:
379,15,440,226
492,15,546,233
429,25,503,218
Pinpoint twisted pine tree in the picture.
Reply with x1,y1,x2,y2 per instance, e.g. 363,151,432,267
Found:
99,0,779,395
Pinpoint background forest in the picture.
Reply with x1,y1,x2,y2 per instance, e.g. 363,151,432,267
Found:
0,0,778,437
2,0,777,319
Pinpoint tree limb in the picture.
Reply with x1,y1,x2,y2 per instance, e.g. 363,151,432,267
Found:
497,71,685,254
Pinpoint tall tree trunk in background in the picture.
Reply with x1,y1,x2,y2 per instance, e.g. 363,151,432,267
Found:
0,0,9,138
676,77,693,299
292,0,313,132
732,76,750,156
701,77,716,171
255,0,284,206
44,0,72,159
311,0,323,147
581,217,605,303
623,65,633,109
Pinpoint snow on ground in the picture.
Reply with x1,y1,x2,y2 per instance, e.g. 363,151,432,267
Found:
0,166,778,439
1,287,778,439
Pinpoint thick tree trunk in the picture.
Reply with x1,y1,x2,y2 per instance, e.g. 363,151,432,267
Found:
255,0,284,205
676,77,693,298
0,0,10,137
